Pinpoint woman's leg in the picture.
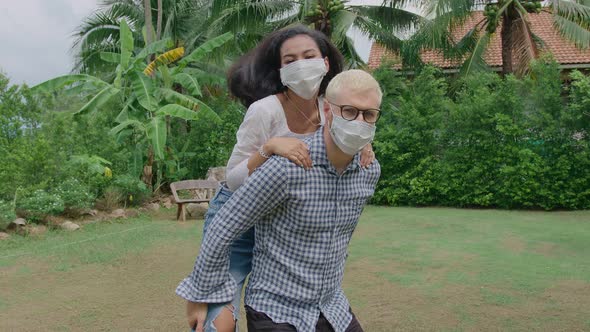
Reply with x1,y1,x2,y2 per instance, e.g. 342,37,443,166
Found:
200,184,254,332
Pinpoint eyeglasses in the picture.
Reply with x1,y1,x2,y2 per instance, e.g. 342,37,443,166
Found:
326,101,381,124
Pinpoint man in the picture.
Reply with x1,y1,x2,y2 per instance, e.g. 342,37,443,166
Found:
176,69,382,332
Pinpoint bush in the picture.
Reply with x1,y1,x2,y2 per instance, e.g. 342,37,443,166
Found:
372,60,590,210
111,174,150,206
51,178,95,216
0,199,16,229
95,186,124,212
16,189,64,222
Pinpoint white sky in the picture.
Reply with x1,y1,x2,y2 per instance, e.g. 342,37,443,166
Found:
0,0,98,85
0,0,419,86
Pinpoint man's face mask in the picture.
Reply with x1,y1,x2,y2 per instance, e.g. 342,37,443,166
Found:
280,58,328,100
328,104,376,156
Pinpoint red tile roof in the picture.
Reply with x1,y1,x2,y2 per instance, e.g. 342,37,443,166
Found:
368,11,590,70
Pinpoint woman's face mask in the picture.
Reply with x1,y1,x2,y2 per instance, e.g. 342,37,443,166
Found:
328,105,376,156
279,58,328,100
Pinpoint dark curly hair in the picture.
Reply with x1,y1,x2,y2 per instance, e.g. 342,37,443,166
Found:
228,25,344,108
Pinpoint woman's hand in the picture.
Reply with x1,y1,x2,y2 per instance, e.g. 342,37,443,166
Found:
360,143,375,168
264,137,312,169
186,301,208,332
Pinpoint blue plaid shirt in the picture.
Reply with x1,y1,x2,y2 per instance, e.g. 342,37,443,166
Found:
176,128,380,332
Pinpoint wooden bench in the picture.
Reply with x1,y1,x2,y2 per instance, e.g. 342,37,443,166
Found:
170,180,219,221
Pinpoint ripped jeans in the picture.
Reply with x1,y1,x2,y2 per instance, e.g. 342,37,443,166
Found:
195,183,254,332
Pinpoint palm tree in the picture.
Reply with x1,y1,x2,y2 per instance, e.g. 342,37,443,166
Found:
205,0,424,67
72,0,207,74
409,0,590,76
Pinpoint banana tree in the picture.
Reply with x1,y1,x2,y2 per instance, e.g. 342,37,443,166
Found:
34,19,233,190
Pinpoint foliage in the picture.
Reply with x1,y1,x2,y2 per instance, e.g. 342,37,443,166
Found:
166,95,243,180
52,179,96,216
0,199,16,229
16,189,65,222
373,60,590,210
111,174,150,205
33,20,233,191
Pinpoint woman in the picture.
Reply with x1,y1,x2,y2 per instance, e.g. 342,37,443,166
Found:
180,25,374,332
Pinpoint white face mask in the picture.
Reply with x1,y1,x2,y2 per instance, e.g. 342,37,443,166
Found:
280,58,328,100
328,107,376,156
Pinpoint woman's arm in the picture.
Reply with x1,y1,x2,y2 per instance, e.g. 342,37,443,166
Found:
247,137,312,174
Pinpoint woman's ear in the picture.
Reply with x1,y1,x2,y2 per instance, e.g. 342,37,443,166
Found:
323,99,332,123
324,57,330,73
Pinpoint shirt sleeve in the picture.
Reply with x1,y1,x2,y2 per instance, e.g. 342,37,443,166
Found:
225,102,274,191
175,157,289,303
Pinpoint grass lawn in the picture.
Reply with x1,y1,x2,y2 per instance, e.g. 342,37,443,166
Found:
1,206,589,331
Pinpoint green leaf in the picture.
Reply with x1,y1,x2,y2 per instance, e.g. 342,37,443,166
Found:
157,88,219,120
135,38,174,60
31,74,108,93
109,119,146,136
147,117,167,161
173,73,201,96
178,32,233,68
120,18,133,68
156,104,200,121
100,52,122,63
115,107,129,123
75,85,121,115
132,72,157,112
159,65,173,89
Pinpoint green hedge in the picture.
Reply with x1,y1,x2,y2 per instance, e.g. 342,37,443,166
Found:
372,58,590,210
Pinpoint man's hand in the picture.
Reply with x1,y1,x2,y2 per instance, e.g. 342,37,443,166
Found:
186,301,208,332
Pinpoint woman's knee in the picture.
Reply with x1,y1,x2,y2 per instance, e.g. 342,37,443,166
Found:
211,305,236,332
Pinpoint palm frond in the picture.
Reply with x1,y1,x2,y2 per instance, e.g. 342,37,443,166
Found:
460,30,491,76
330,10,358,46
511,11,539,76
551,0,590,30
552,15,590,48
339,35,365,69
351,4,423,33
447,18,488,61
550,0,590,49
208,1,295,36
354,15,405,52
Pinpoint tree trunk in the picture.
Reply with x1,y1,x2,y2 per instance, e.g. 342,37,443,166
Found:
142,147,154,190
501,10,515,75
156,0,163,41
144,0,153,47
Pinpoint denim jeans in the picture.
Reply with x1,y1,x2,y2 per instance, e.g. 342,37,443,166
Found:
198,183,254,332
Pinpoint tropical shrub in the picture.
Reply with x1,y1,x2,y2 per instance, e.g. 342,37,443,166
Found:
372,59,590,210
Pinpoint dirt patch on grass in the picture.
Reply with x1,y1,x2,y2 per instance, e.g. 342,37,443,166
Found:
0,241,195,331
501,234,526,254
532,241,558,257
344,259,461,332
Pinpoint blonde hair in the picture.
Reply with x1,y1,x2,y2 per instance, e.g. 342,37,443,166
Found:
325,69,382,105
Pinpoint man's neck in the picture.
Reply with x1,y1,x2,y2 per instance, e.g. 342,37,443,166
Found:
323,127,354,174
